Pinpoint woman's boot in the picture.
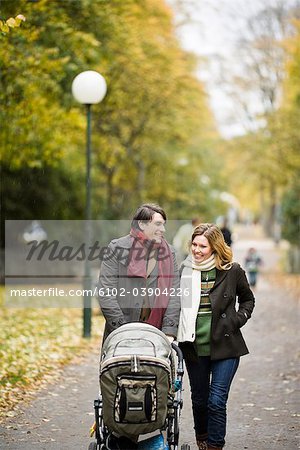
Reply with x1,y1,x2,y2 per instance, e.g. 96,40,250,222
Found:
207,446,222,450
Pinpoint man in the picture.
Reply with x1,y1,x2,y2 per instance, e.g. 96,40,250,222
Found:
173,217,201,262
220,218,232,247
98,203,180,449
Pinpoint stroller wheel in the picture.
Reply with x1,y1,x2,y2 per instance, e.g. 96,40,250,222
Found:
88,442,98,450
181,445,191,450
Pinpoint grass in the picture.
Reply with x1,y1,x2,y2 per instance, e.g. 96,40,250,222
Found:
0,286,104,421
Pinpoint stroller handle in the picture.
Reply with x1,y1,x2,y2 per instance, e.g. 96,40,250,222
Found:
171,342,184,376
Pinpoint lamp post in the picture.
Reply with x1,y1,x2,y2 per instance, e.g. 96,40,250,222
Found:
72,70,107,337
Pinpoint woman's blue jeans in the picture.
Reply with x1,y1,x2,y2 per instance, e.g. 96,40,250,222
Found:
185,356,240,448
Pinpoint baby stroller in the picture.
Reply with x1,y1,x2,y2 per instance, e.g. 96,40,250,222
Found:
88,322,190,450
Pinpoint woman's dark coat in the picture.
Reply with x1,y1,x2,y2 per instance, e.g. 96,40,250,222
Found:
180,263,255,361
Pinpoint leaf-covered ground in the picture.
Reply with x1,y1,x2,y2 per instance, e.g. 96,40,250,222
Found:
264,273,300,297
1,273,298,424
0,288,104,421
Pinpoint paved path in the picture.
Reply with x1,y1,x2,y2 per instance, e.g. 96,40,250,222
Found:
0,226,299,449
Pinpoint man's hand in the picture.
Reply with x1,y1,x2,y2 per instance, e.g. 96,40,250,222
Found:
166,335,174,343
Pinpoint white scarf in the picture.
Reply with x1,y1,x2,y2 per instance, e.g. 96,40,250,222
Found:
189,254,216,271
177,254,216,342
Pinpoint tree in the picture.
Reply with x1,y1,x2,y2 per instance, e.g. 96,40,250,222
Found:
1,0,222,237
213,3,300,237
0,13,25,33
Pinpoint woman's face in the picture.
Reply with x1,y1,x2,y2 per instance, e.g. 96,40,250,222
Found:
191,234,213,263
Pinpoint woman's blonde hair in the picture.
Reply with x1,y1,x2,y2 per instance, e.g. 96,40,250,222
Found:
190,223,233,270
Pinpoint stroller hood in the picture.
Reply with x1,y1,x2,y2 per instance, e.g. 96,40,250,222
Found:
101,322,172,361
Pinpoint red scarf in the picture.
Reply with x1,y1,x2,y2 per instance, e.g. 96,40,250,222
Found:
127,228,174,330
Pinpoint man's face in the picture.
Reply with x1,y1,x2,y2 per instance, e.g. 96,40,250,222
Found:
139,212,166,243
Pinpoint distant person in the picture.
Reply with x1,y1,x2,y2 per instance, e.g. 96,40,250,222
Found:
173,217,201,261
245,247,263,287
220,218,232,247
177,223,255,450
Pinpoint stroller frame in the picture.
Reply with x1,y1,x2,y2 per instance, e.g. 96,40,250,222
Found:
89,339,189,450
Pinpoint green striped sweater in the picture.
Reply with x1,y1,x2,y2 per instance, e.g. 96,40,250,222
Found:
195,268,216,356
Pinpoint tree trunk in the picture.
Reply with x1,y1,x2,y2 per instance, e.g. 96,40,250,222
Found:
288,245,300,274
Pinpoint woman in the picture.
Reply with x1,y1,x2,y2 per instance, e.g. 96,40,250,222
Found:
177,224,255,450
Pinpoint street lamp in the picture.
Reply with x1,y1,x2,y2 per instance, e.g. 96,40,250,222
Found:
72,70,107,337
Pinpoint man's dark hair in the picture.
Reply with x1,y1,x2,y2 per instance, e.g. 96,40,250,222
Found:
131,203,167,229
